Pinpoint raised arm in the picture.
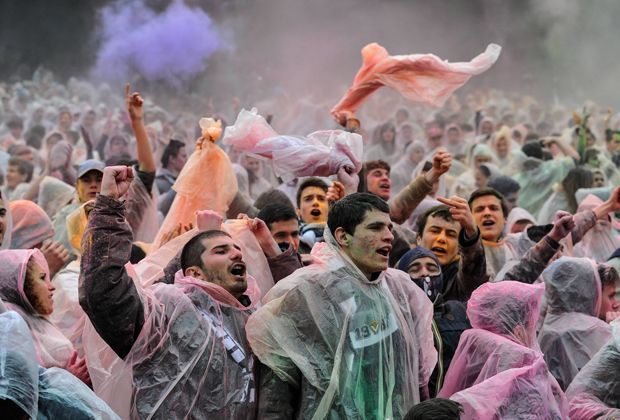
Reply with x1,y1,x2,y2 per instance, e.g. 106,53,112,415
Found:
126,84,156,174
79,166,145,359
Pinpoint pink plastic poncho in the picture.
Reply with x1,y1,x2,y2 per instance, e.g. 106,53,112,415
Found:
125,167,160,243
0,249,74,369
438,281,568,419
566,321,620,419
153,138,238,248
246,230,437,419
331,43,501,122
9,200,54,249
571,194,620,262
223,108,363,180
538,257,612,390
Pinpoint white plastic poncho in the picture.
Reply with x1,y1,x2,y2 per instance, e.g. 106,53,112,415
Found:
538,257,612,390
246,230,436,419
571,194,620,262
566,320,620,419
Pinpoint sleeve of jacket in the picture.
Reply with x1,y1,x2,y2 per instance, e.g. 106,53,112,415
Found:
79,194,145,359
266,245,303,283
257,362,299,419
456,228,488,300
502,235,561,284
570,209,597,245
388,175,433,225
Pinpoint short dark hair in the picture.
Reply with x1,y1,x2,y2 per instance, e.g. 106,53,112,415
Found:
416,205,454,235
296,177,328,208
257,203,299,230
254,188,294,210
327,192,389,236
468,187,509,217
180,230,231,272
8,157,34,182
522,141,543,160
599,263,620,287
404,398,463,420
161,139,185,168
487,176,520,196
358,160,391,193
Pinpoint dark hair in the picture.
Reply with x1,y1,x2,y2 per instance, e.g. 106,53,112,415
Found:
404,398,463,420
257,203,299,229
468,187,509,217
522,141,543,160
487,176,520,196
6,116,23,129
161,139,185,168
25,125,46,149
130,244,147,264
562,167,594,213
478,164,492,178
296,177,328,208
599,264,619,288
358,160,391,193
254,188,294,210
180,230,231,272
8,157,34,182
105,153,136,167
421,161,433,172
327,192,389,236
416,205,454,235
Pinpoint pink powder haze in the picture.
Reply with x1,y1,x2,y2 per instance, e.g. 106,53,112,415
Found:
93,0,226,86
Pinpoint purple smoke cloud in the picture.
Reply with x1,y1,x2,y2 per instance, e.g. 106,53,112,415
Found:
93,1,225,86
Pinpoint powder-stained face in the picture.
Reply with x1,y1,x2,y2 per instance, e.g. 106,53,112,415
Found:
338,209,394,279
419,216,460,266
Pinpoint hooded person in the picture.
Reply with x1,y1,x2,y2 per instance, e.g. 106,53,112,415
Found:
364,121,400,165
396,247,471,397
0,249,90,385
247,193,436,419
390,140,426,194
0,190,12,250
571,194,620,262
566,320,620,419
79,166,301,419
489,125,524,175
505,207,537,234
537,167,594,225
0,309,119,419
449,143,497,198
438,281,568,418
538,258,618,390
8,200,54,249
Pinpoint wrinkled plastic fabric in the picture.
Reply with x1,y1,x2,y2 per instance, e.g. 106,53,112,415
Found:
390,141,425,194
537,190,569,225
506,207,537,234
82,275,259,419
0,249,75,369
153,138,238,248
37,176,75,219
224,109,363,181
331,43,501,120
571,194,620,262
566,321,620,419
0,311,119,419
246,230,436,419
538,257,611,390
125,168,160,243
438,281,567,418
9,200,54,249
0,310,39,418
49,261,86,356
0,193,13,250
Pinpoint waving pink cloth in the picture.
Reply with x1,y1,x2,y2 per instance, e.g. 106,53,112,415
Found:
331,43,501,122
223,108,363,180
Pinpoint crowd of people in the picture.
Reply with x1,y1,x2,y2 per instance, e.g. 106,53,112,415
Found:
1,67,620,419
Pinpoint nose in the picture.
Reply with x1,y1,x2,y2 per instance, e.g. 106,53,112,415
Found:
230,248,243,261
48,283,56,293
383,227,394,244
435,230,447,244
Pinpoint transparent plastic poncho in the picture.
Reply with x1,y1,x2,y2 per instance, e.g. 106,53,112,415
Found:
330,42,501,121
438,281,568,419
538,257,612,390
571,194,620,262
246,229,436,419
223,108,363,181
8,200,54,250
566,320,620,419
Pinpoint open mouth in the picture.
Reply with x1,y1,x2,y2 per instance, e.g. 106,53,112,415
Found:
310,209,322,217
376,246,392,257
431,247,447,255
229,263,246,278
379,183,390,190
482,220,495,227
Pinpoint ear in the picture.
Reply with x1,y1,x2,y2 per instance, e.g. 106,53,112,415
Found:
185,266,205,280
296,208,302,219
334,227,350,248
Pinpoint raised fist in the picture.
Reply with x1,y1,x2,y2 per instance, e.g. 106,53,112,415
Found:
100,166,134,200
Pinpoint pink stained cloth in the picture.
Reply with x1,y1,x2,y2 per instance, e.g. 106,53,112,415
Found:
438,281,568,418
571,194,620,262
0,249,74,369
153,138,238,249
9,200,54,250
331,43,501,122
223,108,363,180
566,321,620,419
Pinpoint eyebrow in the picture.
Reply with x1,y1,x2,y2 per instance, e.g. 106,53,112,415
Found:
367,221,393,230
211,244,241,252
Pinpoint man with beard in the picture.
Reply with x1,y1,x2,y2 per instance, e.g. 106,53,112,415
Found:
80,166,301,419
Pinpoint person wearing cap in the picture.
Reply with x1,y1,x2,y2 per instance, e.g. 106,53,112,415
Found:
396,247,471,397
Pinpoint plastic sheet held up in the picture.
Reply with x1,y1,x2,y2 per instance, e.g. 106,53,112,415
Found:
331,42,501,122
223,108,363,181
